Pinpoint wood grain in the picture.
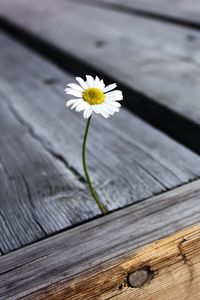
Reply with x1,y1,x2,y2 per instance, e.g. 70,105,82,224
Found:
1,32,200,253
106,227,200,300
0,91,89,254
1,0,200,127
1,180,200,299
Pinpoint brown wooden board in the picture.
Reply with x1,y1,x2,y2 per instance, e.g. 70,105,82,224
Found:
1,32,200,254
0,180,200,299
1,0,200,131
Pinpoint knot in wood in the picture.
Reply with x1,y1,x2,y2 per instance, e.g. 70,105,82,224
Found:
127,267,153,288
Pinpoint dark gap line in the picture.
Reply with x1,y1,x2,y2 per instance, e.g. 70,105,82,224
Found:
0,16,200,156
72,0,200,32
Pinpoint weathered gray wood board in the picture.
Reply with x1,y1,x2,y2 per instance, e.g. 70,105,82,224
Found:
1,31,200,254
1,0,200,127
88,0,200,27
0,180,200,299
0,93,89,254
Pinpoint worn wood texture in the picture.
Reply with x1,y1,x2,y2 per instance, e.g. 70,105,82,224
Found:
0,93,88,254
1,180,200,299
1,32,200,253
106,227,200,300
88,0,200,27
1,0,200,127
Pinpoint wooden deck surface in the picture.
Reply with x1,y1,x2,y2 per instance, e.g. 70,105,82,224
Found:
1,0,200,153
0,0,200,299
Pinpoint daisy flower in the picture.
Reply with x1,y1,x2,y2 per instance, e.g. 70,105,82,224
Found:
64,76,123,215
65,75,123,119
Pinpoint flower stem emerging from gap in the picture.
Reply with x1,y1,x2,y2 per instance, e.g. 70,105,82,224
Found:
82,116,107,214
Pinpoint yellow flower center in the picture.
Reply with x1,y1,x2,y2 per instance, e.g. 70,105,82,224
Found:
82,88,105,105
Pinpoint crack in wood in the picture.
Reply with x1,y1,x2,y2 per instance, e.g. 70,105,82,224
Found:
178,238,194,279
20,174,47,236
115,140,182,186
0,254,47,276
177,238,194,300
133,163,168,190
4,97,86,185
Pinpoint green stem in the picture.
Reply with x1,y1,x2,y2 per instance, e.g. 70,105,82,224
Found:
82,115,107,214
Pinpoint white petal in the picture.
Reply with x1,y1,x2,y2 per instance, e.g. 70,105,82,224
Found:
92,105,109,118
105,100,121,108
103,83,117,93
100,104,113,116
67,83,84,92
100,79,105,89
95,79,105,90
105,95,123,101
94,76,101,88
103,102,119,114
83,106,93,119
92,105,101,114
105,91,123,101
105,90,122,96
99,81,105,90
65,89,82,98
86,75,95,87
71,99,83,109
102,104,116,116
100,109,109,118
76,101,89,112
76,77,89,89
66,99,81,107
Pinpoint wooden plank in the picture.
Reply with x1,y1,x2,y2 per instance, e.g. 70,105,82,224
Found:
1,31,200,253
0,86,89,254
1,180,200,299
1,0,200,136
86,0,200,28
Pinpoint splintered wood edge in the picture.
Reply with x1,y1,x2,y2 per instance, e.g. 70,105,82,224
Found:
1,179,200,299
